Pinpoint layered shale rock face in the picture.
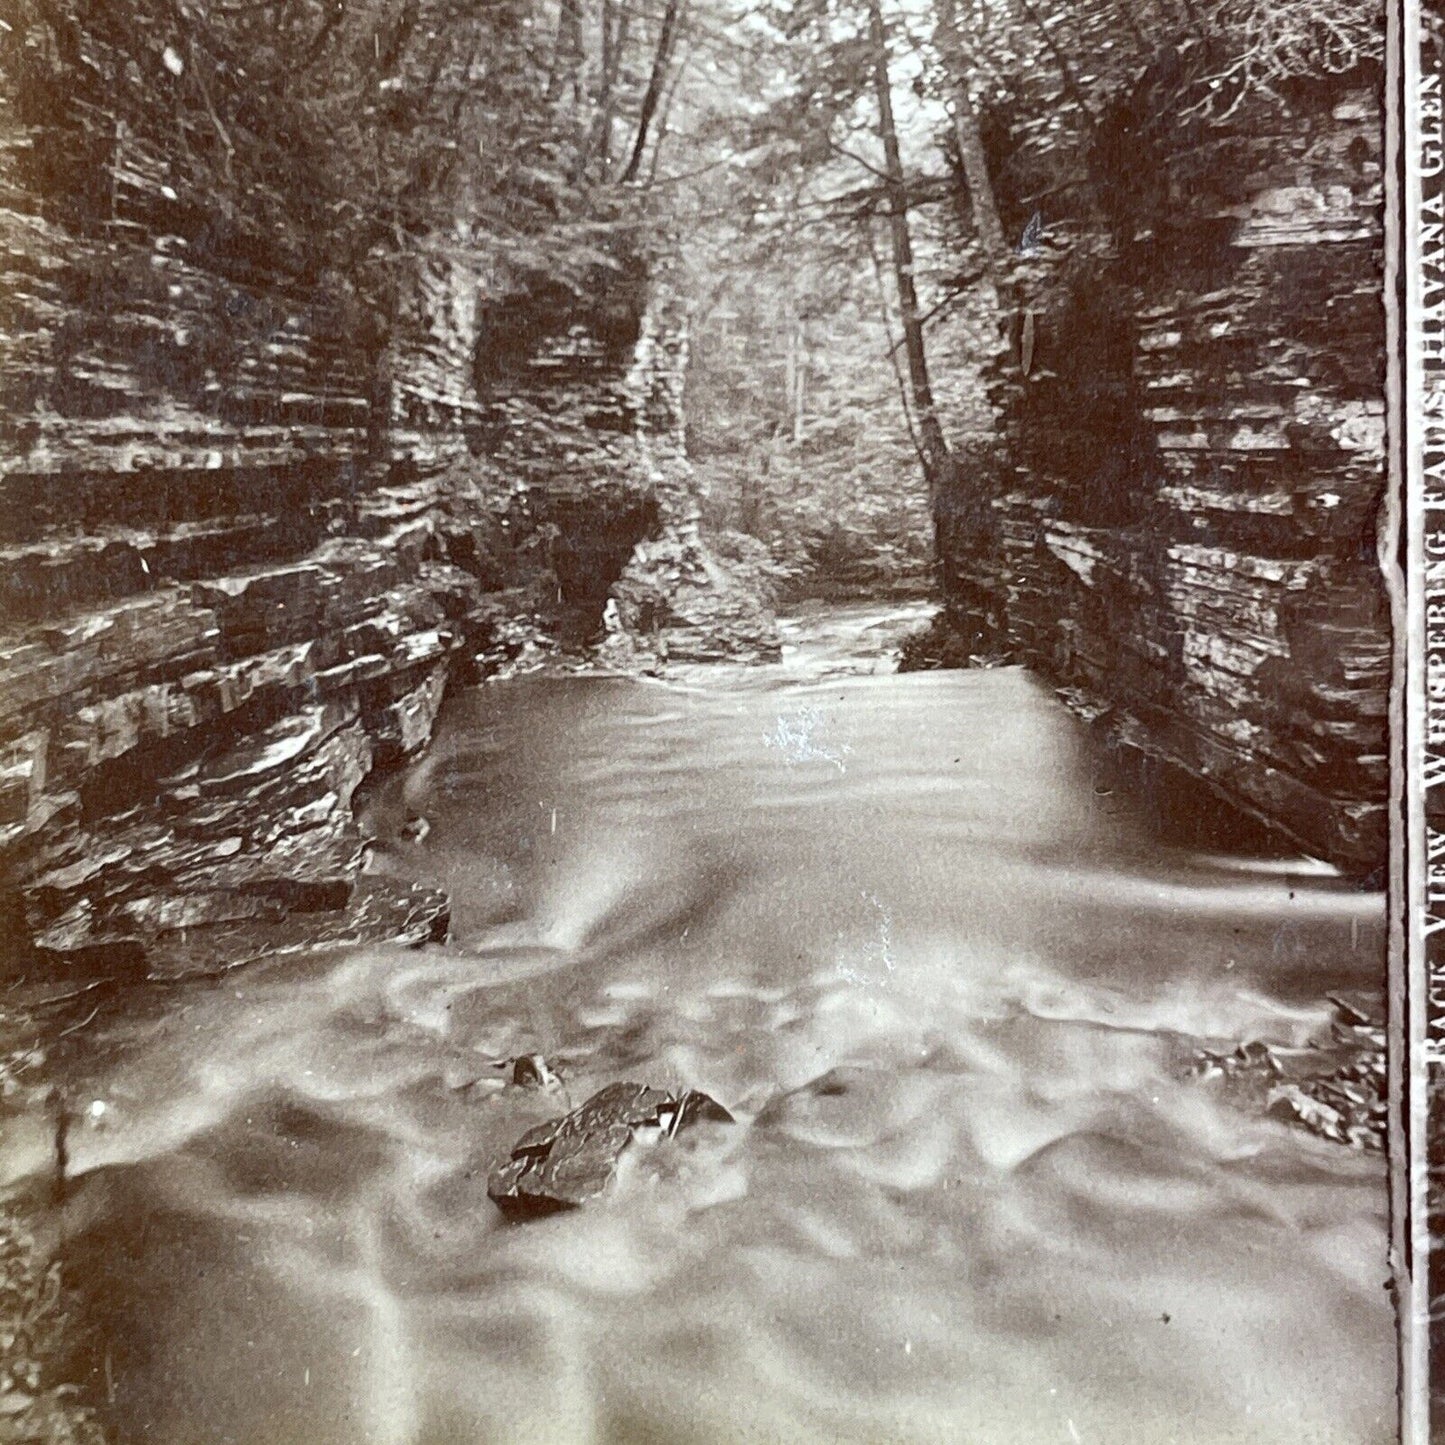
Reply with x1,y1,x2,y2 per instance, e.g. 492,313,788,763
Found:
939,69,1388,872
473,270,779,666
0,48,707,979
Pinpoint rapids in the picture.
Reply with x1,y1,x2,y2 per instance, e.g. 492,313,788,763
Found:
21,603,1391,1444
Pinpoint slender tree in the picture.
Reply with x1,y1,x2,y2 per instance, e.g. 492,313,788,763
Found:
547,0,585,105
577,0,634,181
864,0,951,485
622,0,686,181
932,0,1010,294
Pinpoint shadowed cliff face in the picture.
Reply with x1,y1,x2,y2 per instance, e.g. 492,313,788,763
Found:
0,81,740,979
937,75,1388,875
548,493,664,638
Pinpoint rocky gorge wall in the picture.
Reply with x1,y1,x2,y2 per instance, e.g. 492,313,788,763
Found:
0,72,732,983
938,69,1389,874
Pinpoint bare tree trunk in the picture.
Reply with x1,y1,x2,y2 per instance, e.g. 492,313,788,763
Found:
794,335,806,445
863,218,928,475
577,0,631,182
547,0,584,106
933,0,1010,291
784,299,796,436
644,35,691,183
783,298,806,445
621,0,684,182
865,0,950,484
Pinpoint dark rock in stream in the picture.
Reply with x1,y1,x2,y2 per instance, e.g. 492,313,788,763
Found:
509,1054,562,1090
140,877,451,981
896,610,1013,673
488,1082,734,1220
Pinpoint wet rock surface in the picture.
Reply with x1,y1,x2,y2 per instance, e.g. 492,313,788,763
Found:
603,524,782,667
488,1081,735,1220
0,1207,105,1445
1187,993,1386,1151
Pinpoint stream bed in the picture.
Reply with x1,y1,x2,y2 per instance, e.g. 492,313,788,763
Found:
20,603,1392,1444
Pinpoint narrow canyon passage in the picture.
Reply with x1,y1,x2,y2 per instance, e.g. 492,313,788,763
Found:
32,604,1390,1445
0,0,1402,1434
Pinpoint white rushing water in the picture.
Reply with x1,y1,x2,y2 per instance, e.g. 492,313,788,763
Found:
33,604,1390,1444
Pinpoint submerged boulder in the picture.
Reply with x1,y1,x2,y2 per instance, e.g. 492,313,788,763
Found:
487,1081,734,1220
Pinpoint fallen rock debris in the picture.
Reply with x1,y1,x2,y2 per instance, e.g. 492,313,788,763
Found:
488,1081,734,1220
1191,994,1385,1150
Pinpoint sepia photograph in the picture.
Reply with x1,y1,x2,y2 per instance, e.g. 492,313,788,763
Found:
0,0,1414,1439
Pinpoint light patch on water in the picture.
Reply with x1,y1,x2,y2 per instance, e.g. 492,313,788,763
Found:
837,891,899,987
763,703,852,772
861,891,897,974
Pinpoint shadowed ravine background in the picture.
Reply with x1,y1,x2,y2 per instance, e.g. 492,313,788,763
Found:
10,605,1389,1445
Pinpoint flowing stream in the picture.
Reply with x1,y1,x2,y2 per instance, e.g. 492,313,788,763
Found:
22,602,1391,1444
